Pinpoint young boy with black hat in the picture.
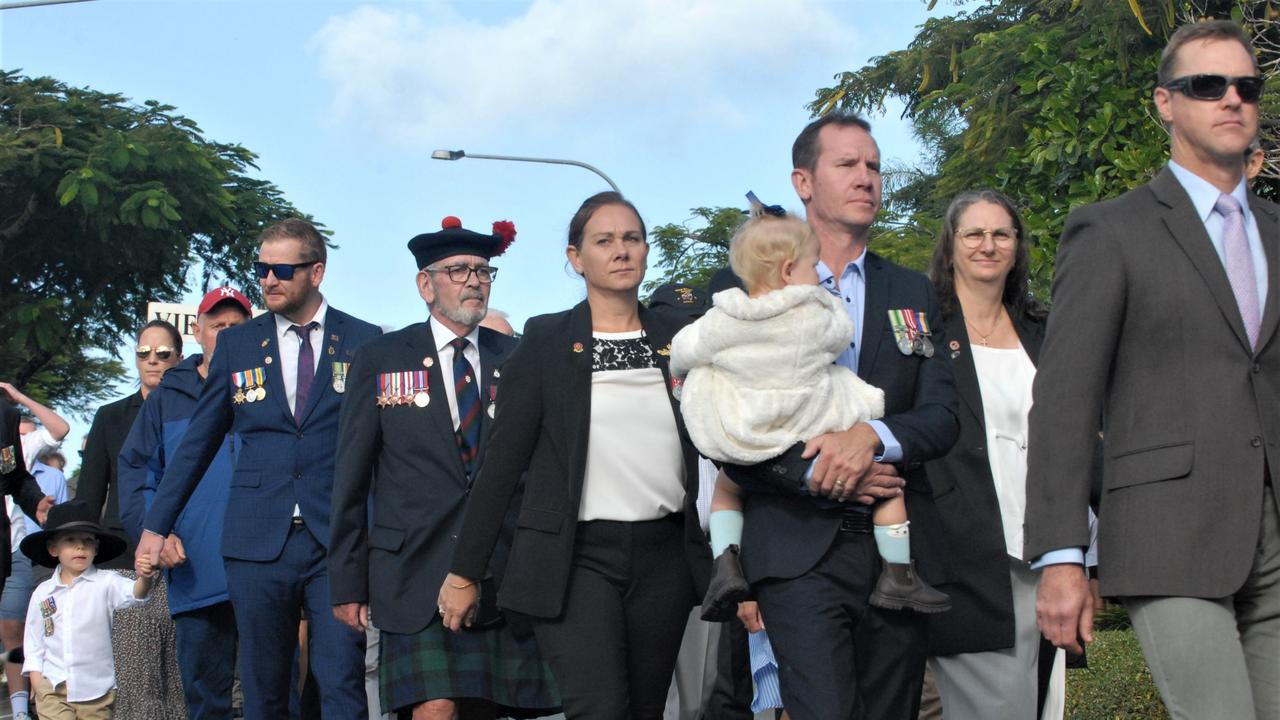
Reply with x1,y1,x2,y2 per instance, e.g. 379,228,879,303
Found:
20,500,155,718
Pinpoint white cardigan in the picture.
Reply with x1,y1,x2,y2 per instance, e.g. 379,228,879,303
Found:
670,284,885,464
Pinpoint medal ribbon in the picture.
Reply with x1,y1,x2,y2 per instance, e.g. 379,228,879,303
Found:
902,310,919,340
916,311,930,335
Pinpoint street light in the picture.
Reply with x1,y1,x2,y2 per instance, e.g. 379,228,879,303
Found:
431,149,621,194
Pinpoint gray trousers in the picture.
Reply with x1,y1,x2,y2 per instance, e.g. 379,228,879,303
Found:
929,560,1053,719
1127,484,1280,720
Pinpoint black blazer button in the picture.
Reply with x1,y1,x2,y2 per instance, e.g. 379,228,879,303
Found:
1253,364,1263,374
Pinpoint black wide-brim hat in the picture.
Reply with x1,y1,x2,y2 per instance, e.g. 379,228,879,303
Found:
20,500,127,569
408,216,517,270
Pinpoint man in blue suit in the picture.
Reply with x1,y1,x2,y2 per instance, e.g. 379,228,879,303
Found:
119,285,253,720
137,219,382,719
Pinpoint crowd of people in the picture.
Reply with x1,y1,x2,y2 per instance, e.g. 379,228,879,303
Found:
0,17,1274,720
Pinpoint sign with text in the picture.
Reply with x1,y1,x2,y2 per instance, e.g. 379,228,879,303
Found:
147,301,264,351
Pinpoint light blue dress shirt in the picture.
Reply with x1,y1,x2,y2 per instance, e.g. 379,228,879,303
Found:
815,252,902,463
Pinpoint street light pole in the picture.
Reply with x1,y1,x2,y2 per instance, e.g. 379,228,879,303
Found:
0,0,95,10
431,149,621,194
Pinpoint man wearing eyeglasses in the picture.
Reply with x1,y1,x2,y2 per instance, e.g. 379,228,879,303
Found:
327,217,557,719
137,219,382,719
1026,20,1280,719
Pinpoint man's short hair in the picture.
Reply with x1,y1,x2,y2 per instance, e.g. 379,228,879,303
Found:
792,112,873,172
1158,20,1257,87
258,218,327,264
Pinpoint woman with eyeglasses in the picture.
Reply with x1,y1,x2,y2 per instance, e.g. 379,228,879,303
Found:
78,318,187,719
918,190,1067,720
438,192,712,718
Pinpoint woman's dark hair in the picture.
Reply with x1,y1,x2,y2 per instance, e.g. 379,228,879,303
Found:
137,318,183,356
927,189,1039,319
567,191,647,250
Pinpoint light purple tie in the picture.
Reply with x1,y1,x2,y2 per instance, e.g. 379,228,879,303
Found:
290,322,318,423
1215,194,1261,349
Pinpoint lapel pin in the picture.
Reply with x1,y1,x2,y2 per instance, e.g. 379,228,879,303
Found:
265,356,273,365
949,340,960,351
493,369,500,378
423,357,434,368
572,342,584,353
331,334,339,342
327,346,336,356
260,339,269,348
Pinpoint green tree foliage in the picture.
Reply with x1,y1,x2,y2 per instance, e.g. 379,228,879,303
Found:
0,71,315,413
645,206,744,296
811,0,1267,296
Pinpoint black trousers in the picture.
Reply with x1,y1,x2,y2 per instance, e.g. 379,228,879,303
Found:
754,530,927,720
525,514,696,719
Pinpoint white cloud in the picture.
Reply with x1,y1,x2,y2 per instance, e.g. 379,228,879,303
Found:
308,0,855,144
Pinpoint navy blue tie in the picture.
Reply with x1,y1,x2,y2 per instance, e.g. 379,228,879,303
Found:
450,338,481,474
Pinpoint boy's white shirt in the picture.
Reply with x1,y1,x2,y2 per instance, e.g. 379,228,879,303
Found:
670,284,885,464
22,564,148,702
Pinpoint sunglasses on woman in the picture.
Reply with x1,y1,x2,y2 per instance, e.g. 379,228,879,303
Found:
253,260,320,281
136,346,175,360
1161,74,1264,103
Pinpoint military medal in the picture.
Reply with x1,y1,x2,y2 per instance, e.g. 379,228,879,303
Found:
255,386,266,402
487,385,497,418
0,446,14,474
252,368,267,401
890,310,914,355
414,392,430,408
332,362,349,394
233,389,247,405
411,370,429,407
915,311,935,357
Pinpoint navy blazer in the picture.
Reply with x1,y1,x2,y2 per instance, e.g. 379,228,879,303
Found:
451,301,713,619
329,322,516,635
143,306,381,562
725,251,961,584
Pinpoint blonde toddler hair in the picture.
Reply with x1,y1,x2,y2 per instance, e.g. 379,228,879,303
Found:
728,213,818,295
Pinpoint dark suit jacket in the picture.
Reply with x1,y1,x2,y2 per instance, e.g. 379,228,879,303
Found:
451,301,713,619
1,403,46,578
143,306,381,562
78,391,143,568
926,307,1044,656
724,252,960,585
329,322,516,635
1025,168,1280,598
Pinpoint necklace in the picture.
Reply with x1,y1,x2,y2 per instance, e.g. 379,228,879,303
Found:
964,311,1003,347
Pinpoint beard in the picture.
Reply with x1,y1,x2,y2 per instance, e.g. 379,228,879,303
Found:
437,289,487,328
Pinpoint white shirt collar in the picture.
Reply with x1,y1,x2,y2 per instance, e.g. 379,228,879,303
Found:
53,563,98,588
274,297,328,337
429,315,480,355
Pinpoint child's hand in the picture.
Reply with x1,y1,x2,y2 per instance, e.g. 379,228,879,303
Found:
135,555,155,579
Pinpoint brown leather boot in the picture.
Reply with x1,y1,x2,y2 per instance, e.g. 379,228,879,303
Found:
869,560,952,614
700,545,751,622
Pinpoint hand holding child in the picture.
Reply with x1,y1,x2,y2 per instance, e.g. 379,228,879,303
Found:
135,554,155,579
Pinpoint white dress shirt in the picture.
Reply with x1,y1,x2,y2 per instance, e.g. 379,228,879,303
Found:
23,565,148,701
429,316,481,431
273,298,328,416
12,427,60,546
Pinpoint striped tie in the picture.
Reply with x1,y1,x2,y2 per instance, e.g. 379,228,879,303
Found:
450,337,481,474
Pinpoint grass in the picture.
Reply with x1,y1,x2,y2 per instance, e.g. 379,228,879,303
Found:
1066,607,1170,720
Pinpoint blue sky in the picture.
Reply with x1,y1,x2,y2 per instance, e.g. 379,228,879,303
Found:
3,0,937,469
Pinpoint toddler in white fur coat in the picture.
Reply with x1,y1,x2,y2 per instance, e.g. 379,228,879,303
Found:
671,205,950,627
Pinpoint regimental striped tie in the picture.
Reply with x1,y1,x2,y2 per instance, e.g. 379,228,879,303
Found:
450,337,481,475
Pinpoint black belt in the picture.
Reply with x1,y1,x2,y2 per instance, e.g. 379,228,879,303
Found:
838,506,872,534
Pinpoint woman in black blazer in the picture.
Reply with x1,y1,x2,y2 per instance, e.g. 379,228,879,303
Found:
440,192,712,719
922,190,1063,719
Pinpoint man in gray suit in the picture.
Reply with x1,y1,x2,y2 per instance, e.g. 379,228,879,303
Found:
1025,20,1280,719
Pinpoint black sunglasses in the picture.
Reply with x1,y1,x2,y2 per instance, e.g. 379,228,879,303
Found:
253,260,320,281
1162,74,1264,103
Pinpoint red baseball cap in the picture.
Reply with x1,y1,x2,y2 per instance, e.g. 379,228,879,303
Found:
197,286,252,316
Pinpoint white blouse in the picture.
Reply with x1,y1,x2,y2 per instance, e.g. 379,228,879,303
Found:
578,331,686,522
971,344,1037,560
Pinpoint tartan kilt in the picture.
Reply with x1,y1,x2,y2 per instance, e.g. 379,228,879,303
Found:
379,617,560,716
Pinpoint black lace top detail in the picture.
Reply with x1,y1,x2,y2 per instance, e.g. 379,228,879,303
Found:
592,337,657,372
